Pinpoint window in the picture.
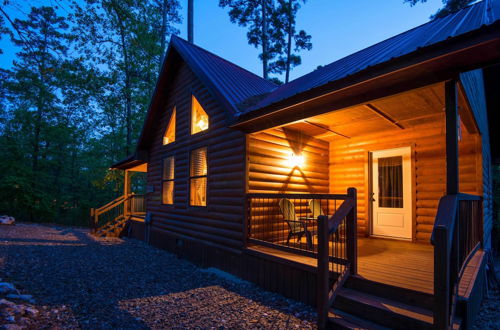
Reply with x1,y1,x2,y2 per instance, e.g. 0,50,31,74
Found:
191,95,209,134
162,156,175,204
378,156,403,208
163,108,176,145
190,147,207,206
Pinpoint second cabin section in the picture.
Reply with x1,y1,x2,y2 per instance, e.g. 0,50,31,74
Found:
244,79,484,293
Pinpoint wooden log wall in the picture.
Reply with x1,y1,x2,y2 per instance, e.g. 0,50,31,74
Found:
329,119,446,242
329,115,482,243
146,62,247,251
248,128,329,240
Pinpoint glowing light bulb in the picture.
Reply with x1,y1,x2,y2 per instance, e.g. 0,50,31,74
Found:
289,153,304,168
196,116,208,130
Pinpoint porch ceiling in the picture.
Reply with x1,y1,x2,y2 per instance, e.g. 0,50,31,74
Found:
279,82,468,140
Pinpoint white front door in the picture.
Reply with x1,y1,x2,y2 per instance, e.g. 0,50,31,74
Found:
371,147,412,239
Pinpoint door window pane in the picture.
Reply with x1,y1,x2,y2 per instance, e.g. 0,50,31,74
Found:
378,156,403,208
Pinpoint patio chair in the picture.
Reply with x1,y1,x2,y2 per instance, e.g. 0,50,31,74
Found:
308,199,343,241
279,198,314,249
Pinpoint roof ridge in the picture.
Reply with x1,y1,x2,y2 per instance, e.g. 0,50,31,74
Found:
171,35,277,88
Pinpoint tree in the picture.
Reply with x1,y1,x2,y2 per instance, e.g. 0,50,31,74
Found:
271,0,311,83
405,0,475,19
219,0,311,82
219,0,279,80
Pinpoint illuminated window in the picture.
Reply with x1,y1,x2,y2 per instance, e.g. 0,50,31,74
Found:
163,108,176,145
162,156,174,204
191,95,209,134
190,147,207,206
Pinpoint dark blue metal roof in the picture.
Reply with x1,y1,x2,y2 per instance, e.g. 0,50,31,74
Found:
243,0,500,114
171,36,276,115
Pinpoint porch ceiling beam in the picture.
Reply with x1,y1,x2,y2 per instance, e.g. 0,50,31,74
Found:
364,104,405,129
445,79,459,195
303,120,351,139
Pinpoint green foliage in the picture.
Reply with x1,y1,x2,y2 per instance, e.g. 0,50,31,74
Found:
0,1,181,226
219,0,311,82
404,0,475,19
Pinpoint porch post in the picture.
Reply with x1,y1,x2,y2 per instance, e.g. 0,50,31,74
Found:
124,170,131,216
445,79,459,195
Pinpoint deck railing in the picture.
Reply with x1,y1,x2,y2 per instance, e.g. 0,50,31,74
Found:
316,188,357,329
90,193,146,233
431,193,482,329
246,192,352,256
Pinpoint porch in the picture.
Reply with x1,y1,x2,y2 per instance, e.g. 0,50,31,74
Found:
244,79,486,328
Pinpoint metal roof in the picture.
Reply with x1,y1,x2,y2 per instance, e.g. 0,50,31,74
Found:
242,0,500,115
171,36,277,115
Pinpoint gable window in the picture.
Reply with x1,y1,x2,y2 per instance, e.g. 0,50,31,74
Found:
162,156,175,204
163,108,176,145
191,95,209,134
190,147,207,206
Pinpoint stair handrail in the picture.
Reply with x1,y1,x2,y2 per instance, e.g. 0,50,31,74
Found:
317,187,357,329
431,193,482,330
90,194,134,233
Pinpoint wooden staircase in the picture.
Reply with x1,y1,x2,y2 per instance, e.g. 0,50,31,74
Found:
90,194,146,238
328,276,438,329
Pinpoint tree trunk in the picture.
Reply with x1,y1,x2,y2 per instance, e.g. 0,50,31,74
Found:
285,0,293,83
159,0,168,66
188,0,194,43
261,0,269,80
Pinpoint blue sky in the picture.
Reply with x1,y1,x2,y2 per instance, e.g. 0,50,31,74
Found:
0,0,444,81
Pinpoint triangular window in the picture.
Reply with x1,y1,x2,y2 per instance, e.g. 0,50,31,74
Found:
191,95,209,134
163,108,176,145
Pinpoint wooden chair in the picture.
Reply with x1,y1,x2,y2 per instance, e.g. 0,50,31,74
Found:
309,199,342,241
279,198,314,249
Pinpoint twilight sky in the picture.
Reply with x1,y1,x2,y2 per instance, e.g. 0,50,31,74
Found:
0,0,446,82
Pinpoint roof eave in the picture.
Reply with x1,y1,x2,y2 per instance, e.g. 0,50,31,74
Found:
231,22,500,132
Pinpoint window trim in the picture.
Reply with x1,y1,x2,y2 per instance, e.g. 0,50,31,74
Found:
162,107,177,147
189,146,208,208
161,155,175,205
190,93,210,136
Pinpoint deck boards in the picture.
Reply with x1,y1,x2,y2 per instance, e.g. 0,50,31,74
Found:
249,237,435,294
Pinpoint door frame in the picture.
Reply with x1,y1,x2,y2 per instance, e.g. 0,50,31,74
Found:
367,144,416,242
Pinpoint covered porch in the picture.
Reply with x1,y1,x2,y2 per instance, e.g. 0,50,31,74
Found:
244,79,484,296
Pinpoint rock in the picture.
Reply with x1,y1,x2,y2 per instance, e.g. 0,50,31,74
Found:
0,283,16,294
0,299,16,307
25,307,39,317
0,325,22,330
6,294,35,304
0,216,15,225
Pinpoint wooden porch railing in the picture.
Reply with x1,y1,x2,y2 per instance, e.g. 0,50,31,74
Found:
90,193,146,233
431,193,482,329
245,188,357,329
317,188,357,329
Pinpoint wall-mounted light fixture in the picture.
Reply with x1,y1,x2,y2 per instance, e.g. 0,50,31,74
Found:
288,153,304,168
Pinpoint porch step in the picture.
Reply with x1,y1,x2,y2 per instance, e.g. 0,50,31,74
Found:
328,307,390,330
95,216,128,237
345,276,435,310
333,287,434,330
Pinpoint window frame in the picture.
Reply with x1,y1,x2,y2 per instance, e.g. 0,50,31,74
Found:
189,146,208,207
190,93,210,136
161,155,175,205
162,107,176,147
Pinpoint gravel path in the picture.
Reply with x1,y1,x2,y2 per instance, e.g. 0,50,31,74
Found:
0,223,316,329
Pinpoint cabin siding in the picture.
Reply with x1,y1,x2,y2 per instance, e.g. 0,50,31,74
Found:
146,61,246,251
460,69,493,249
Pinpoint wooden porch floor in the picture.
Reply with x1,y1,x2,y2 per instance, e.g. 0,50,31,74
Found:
249,237,435,294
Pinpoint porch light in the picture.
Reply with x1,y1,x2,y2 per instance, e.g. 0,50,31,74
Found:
289,153,304,168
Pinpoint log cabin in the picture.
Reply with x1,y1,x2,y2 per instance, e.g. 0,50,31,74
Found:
91,1,500,328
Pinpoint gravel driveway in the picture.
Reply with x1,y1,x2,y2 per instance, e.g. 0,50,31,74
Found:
0,223,316,329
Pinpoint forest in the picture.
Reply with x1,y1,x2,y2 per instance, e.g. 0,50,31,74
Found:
0,0,480,226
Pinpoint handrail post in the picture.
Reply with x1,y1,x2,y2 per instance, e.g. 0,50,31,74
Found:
346,187,357,275
434,225,450,330
317,215,329,329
